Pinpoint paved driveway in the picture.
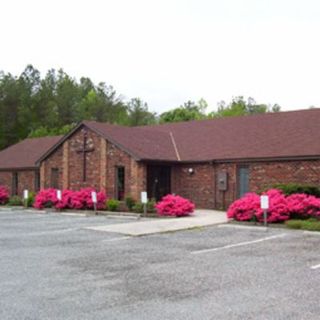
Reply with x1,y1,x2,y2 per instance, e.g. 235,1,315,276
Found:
0,210,320,320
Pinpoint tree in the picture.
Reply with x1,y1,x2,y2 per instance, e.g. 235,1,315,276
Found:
159,99,208,123
210,96,280,118
127,98,156,126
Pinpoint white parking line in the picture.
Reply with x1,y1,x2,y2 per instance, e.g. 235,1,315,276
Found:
303,231,320,236
218,224,268,231
26,228,78,236
102,236,131,242
191,233,287,255
310,263,320,270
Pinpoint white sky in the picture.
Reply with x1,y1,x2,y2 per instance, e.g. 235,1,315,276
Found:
1,0,320,113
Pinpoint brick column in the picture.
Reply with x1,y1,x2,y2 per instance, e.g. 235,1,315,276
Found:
40,162,45,189
100,138,107,191
130,160,146,201
62,141,69,189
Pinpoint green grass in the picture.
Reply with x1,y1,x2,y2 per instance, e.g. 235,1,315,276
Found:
285,218,320,232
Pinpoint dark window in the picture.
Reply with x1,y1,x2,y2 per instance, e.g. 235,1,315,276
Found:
35,171,40,191
238,166,249,198
12,172,18,195
51,168,59,189
116,167,125,200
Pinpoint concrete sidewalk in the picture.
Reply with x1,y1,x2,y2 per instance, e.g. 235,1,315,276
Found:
86,209,227,236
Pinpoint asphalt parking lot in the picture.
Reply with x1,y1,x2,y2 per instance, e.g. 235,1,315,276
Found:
0,210,320,320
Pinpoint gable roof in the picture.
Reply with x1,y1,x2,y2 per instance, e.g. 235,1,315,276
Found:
138,108,320,162
14,108,320,167
86,109,320,162
0,136,63,170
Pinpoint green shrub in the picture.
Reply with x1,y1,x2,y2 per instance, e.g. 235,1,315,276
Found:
8,195,23,206
132,202,144,213
147,199,156,213
106,199,120,212
27,192,35,207
125,196,136,211
274,183,320,197
132,200,156,214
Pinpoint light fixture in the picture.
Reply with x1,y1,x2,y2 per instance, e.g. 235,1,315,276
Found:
188,168,194,175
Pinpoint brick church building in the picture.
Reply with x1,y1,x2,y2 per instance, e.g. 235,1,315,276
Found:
1,109,320,209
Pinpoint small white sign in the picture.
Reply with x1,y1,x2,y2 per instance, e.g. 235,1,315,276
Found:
91,191,97,203
23,189,28,200
260,195,269,210
57,190,62,201
141,191,148,204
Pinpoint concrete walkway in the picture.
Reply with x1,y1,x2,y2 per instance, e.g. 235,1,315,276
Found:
86,209,227,236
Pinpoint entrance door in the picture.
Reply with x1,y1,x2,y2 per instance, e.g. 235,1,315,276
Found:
238,166,249,198
147,165,171,201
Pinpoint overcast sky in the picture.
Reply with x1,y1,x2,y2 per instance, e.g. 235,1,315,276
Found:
1,0,320,113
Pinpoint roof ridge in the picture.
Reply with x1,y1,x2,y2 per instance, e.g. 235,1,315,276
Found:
169,131,181,161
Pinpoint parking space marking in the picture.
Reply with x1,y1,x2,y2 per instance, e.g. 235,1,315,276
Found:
191,233,287,255
102,236,131,242
218,224,268,231
303,231,320,236
310,263,320,270
23,228,78,237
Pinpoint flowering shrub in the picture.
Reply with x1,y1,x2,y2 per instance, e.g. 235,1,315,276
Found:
33,188,58,209
286,193,320,219
0,186,9,205
155,194,195,217
255,189,290,223
227,189,289,223
34,188,107,210
55,190,74,209
227,192,260,221
227,188,320,223
70,188,106,210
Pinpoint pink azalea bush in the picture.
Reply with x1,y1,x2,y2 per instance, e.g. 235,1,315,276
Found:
55,190,74,210
227,192,260,221
227,188,320,223
155,194,195,217
69,188,106,210
286,193,320,219
227,189,289,223
33,188,58,209
255,189,290,223
0,186,9,205
34,188,107,210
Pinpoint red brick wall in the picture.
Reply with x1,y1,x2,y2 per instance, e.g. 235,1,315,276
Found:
214,163,237,210
249,160,320,192
68,128,102,190
40,126,147,201
171,160,320,210
171,164,215,209
0,171,12,194
105,141,146,200
42,145,63,190
0,170,37,196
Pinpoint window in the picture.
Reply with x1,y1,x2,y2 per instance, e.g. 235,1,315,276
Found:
51,168,59,189
238,166,249,198
12,172,18,195
116,167,125,200
35,171,40,191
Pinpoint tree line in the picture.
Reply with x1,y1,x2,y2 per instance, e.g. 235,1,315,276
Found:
0,65,280,150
